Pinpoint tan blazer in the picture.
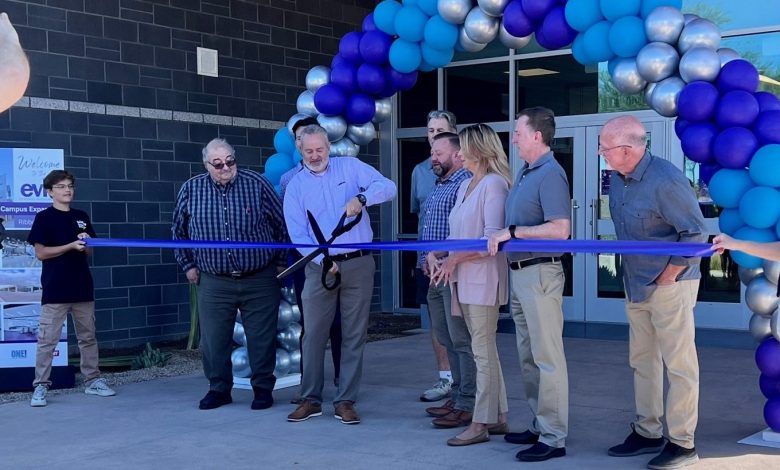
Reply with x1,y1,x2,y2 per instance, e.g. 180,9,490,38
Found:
448,173,509,314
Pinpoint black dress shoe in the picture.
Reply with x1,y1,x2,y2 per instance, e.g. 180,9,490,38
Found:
199,390,232,410
251,387,274,410
516,442,566,462
647,442,699,470
504,430,539,445
608,424,666,457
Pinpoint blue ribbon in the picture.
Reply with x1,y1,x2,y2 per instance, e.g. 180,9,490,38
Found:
85,238,714,257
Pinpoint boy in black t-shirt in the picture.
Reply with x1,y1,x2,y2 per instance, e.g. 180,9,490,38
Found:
27,170,115,407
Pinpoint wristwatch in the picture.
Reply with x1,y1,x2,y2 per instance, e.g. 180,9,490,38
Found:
356,193,367,206
508,224,517,239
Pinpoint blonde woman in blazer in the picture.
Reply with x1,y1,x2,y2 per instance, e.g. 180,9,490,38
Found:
428,124,511,447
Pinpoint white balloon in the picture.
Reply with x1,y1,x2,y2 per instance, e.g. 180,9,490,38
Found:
649,75,685,117
499,23,532,50
677,18,721,54
463,7,499,44
305,65,331,93
478,0,510,17
636,42,680,83
438,0,472,25
346,122,377,146
717,47,740,67
317,114,348,142
296,90,318,116
610,58,648,95
373,97,392,124
679,46,721,83
746,275,780,317
458,26,487,52
644,6,685,44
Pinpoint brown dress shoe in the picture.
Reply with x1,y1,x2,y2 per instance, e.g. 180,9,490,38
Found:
287,399,322,422
426,399,455,417
431,409,472,428
335,402,361,425
447,430,490,446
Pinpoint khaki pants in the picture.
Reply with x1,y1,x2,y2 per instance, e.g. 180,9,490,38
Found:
461,303,508,424
626,280,700,449
510,262,568,448
34,302,100,387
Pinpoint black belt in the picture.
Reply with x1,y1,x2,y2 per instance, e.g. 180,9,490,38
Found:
329,250,368,262
216,269,261,279
509,256,562,270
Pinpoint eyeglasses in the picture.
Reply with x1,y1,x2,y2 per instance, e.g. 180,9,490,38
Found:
598,144,632,156
52,184,75,189
207,156,236,170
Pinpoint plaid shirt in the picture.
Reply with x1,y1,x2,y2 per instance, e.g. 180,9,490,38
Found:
418,168,471,267
172,168,288,275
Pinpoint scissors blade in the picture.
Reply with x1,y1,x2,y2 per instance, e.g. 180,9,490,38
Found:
276,247,325,279
307,210,329,244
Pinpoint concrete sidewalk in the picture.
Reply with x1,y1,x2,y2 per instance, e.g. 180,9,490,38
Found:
1,332,778,469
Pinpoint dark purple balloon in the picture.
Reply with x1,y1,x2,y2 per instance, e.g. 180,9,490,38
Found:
677,81,719,123
362,13,377,32
346,93,376,124
357,63,387,95
757,337,780,378
504,0,537,38
761,374,780,400
521,0,557,21
756,91,780,113
389,69,418,91
754,110,780,145
699,162,721,185
715,90,760,129
713,126,759,169
717,59,759,93
313,84,347,116
535,6,577,49
331,54,354,69
339,31,363,63
765,398,780,432
681,122,718,163
330,63,358,93
674,118,690,139
359,30,392,65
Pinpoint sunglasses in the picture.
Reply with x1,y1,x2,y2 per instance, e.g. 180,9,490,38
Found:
207,156,236,170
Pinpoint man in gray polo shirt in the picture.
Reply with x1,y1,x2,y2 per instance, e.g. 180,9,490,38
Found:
489,107,571,462
601,115,706,470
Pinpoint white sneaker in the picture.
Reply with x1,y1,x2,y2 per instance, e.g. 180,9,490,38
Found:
420,378,452,402
85,378,116,397
31,384,48,407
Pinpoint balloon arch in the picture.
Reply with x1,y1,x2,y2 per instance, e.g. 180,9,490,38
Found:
263,0,780,432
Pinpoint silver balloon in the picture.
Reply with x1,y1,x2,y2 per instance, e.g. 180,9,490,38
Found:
232,322,247,346
281,286,296,305
290,304,301,323
644,6,685,44
458,26,487,52
305,65,330,93
683,14,699,26
610,58,648,95
478,0,510,17
677,18,721,54
330,137,360,157
286,113,310,134
739,266,764,287
717,47,740,67
231,347,251,378
346,122,377,146
278,300,294,331
749,313,772,342
277,324,301,352
296,90,318,117
644,82,657,105
746,275,780,317
773,308,780,342
463,7,499,44
636,42,680,83
274,348,291,377
316,114,347,142
764,260,780,286
679,46,721,83
373,97,392,124
649,75,685,117
236,310,242,324
287,322,302,342
439,0,472,25
499,23,532,50
289,349,301,372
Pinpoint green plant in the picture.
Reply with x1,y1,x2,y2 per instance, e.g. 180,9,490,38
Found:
187,283,199,350
131,342,172,370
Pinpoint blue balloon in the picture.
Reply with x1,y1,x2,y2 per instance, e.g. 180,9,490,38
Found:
565,0,603,33
264,152,295,185
713,127,758,169
273,127,295,155
339,32,363,63
582,20,614,63
760,374,780,400
757,337,780,379
360,30,392,65
357,63,388,94
417,0,439,16
536,6,577,50
777,218,780,239
681,122,718,164
739,186,780,229
600,0,640,21
374,0,403,36
571,32,593,64
395,5,428,43
699,161,721,185
504,0,537,38
608,15,646,58
674,118,690,139
418,59,436,72
639,0,682,18
389,39,422,74
732,226,777,268
677,81,719,122
521,0,557,21
362,13,377,32
421,43,454,69
346,93,376,124
331,54,353,69
750,144,780,187
424,15,458,50
766,398,780,433
717,59,759,93
313,84,347,115
331,63,358,93
755,110,780,146
717,208,744,236
293,149,303,164
716,90,760,129
756,91,780,113
389,68,418,91
708,168,754,209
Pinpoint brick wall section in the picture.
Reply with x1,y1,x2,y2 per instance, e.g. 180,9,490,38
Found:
0,0,383,349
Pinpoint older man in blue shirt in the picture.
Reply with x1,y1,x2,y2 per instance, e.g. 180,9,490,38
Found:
601,116,707,470
284,125,396,425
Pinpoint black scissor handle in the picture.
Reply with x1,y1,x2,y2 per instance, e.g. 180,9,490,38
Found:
321,256,341,290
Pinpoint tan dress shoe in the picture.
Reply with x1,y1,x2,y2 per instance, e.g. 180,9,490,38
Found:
487,422,509,435
447,430,490,446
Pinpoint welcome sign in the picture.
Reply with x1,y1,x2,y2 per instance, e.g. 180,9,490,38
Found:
0,148,64,229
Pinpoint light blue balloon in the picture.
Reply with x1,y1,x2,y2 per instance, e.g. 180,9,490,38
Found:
749,144,780,188
732,226,778,268
608,16,647,58
273,127,295,155
395,5,428,42
777,219,780,239
640,0,682,18
565,0,603,33
389,39,422,73
264,153,295,185
421,42,454,68
418,0,439,16
739,186,780,229
709,168,754,209
418,59,436,72
718,208,744,236
375,0,403,36
424,15,458,50
403,0,418,5
582,20,614,63
293,149,303,164
571,32,593,65
599,0,640,22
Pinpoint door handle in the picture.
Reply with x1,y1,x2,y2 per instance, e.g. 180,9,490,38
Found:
570,199,579,251
590,198,599,254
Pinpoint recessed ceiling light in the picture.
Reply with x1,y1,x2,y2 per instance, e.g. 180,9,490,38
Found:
517,68,559,77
